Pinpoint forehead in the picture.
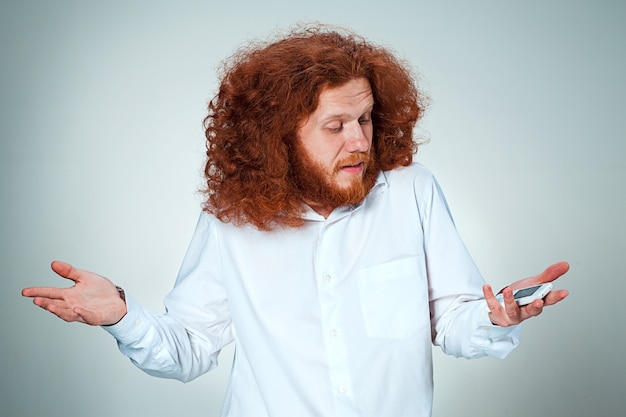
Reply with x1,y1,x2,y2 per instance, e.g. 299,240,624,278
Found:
313,78,374,116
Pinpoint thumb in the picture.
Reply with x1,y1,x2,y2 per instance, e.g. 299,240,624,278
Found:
50,260,82,284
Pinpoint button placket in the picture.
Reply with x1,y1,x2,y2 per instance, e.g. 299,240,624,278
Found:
315,223,357,410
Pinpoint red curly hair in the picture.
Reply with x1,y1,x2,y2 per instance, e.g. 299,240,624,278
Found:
203,25,426,230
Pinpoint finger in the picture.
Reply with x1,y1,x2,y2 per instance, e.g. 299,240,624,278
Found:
22,286,68,300
50,260,82,283
73,307,104,326
537,262,570,283
32,296,66,310
542,289,569,306
72,306,92,324
508,261,570,291
33,297,84,323
520,299,544,320
501,288,521,323
482,284,501,311
482,284,508,324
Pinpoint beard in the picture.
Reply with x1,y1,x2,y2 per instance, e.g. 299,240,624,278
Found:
290,143,380,212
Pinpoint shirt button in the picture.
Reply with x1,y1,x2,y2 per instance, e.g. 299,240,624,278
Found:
338,384,348,394
324,274,332,282
329,329,339,337
134,319,142,326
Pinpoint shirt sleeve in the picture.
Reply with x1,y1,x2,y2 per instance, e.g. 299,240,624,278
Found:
102,212,234,382
417,170,521,359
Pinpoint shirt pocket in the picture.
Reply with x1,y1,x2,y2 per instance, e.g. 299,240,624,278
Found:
357,256,426,339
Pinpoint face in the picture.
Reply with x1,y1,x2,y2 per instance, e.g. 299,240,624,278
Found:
293,78,379,216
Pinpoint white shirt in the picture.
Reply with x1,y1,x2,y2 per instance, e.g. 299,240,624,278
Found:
104,163,520,417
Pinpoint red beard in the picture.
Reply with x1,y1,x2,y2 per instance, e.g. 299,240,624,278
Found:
290,143,380,212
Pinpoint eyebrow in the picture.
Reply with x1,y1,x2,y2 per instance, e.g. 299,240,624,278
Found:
318,102,375,124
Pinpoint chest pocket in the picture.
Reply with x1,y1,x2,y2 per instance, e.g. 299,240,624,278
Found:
357,256,427,338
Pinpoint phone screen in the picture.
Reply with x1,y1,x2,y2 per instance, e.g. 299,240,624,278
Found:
513,285,541,299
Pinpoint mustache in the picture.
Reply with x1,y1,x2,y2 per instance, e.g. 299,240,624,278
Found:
334,152,371,173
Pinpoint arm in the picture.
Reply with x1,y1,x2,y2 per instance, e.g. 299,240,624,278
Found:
22,213,234,382
416,174,517,358
417,170,568,358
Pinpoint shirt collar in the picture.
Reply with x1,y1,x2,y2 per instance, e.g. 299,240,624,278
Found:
301,170,389,221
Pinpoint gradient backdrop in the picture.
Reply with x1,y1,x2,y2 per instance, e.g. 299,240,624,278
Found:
1,1,624,416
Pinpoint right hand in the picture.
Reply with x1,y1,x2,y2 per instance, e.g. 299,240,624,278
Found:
22,261,127,326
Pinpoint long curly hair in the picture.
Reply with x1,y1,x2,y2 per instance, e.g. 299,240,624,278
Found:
202,25,426,230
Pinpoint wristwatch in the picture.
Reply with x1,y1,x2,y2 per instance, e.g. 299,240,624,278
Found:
115,285,126,303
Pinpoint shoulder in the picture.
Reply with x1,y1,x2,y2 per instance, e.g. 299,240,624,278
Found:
382,162,438,193
377,163,451,219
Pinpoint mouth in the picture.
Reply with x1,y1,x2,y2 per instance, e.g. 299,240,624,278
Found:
340,161,365,174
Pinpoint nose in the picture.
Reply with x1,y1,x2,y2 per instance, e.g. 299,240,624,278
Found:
344,122,370,153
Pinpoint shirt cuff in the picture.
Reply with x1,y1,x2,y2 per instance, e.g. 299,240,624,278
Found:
101,294,154,345
469,301,522,359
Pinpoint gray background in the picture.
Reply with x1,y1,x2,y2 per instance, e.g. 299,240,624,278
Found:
1,0,624,416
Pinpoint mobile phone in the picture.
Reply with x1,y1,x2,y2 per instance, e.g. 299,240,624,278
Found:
496,283,553,306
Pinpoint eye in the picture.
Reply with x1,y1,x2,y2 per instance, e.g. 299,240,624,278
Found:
358,113,372,125
327,122,343,133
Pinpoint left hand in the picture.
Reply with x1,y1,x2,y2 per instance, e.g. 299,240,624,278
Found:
483,261,570,327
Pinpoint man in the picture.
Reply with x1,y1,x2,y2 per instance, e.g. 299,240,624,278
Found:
22,26,569,417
